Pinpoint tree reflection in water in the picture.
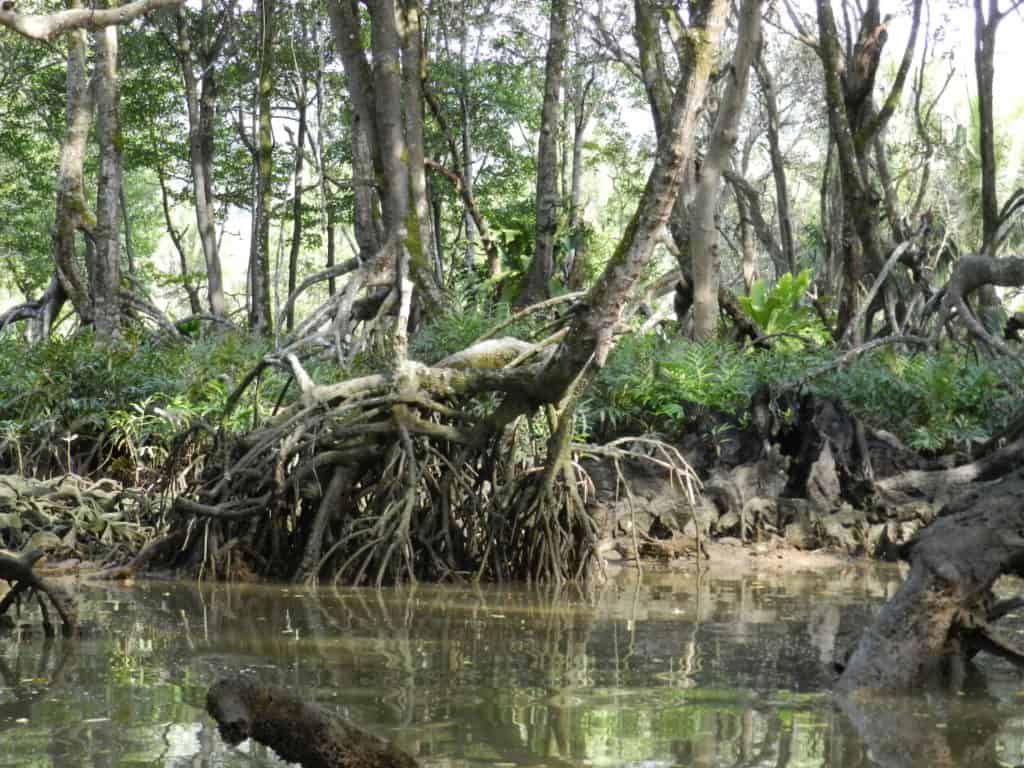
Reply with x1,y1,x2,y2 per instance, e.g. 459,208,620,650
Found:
0,567,1022,767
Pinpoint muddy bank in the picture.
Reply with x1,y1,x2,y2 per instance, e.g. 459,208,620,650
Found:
587,393,993,570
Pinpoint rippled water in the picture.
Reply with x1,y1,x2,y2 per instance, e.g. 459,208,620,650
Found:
2,563,1024,767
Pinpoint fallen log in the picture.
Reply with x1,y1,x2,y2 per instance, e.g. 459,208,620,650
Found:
206,676,419,768
837,468,1024,693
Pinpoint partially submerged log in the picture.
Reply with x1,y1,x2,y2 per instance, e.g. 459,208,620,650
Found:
206,676,418,768
0,548,77,636
837,468,1024,693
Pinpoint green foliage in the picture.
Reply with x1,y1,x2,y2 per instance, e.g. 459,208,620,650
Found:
581,331,1012,454
815,349,1011,454
0,330,274,479
737,270,831,348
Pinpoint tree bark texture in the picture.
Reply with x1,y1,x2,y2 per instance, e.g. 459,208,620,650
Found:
517,0,569,307
52,3,94,327
328,0,383,261
207,676,418,768
93,9,123,339
249,0,275,335
174,2,228,317
542,0,727,389
286,86,308,333
690,0,761,338
754,48,795,274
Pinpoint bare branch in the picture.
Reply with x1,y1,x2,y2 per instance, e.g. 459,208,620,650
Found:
0,0,183,41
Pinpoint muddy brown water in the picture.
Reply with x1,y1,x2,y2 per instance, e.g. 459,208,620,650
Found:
2,564,1024,767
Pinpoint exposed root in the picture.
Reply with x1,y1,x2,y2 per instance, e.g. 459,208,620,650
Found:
0,548,77,636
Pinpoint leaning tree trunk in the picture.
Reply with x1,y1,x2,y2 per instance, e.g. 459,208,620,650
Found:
690,0,761,338
516,0,569,307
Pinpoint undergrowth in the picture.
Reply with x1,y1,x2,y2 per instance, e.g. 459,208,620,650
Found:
0,330,276,480
583,334,1014,454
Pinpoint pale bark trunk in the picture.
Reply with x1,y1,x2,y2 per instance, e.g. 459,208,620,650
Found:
459,11,476,272
174,4,227,317
52,4,93,325
517,0,568,307
92,12,122,339
158,168,203,315
691,0,761,338
542,0,727,388
249,0,274,335
755,49,796,274
401,0,438,283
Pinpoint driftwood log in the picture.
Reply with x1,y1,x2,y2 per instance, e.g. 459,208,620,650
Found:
0,548,77,636
837,469,1024,693
206,676,418,768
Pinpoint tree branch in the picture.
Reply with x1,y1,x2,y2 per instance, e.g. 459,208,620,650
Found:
0,0,183,41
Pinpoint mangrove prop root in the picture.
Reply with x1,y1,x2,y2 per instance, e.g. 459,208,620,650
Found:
206,676,419,768
0,549,77,636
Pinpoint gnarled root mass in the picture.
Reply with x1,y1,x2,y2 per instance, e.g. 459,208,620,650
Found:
160,335,700,585
0,548,77,636
207,676,418,768
161,345,600,584
836,467,1024,693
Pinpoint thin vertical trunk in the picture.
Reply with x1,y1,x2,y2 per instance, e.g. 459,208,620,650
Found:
691,0,761,338
174,4,227,317
401,0,437,281
458,6,476,272
158,167,203,315
249,0,275,335
327,207,337,295
120,183,136,275
565,70,592,287
974,0,999,253
517,0,569,307
313,21,334,294
93,11,123,339
736,188,756,292
286,90,308,332
755,48,796,273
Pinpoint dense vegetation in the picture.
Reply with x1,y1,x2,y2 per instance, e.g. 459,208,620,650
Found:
0,0,1022,586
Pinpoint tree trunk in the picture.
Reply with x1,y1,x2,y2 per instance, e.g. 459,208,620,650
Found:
401,0,438,286
174,4,227,318
816,0,922,342
459,9,476,273
52,2,93,327
249,0,275,336
92,8,123,340
755,48,795,274
286,87,308,333
516,0,568,307
158,167,203,315
691,0,761,338
541,0,727,387
974,0,999,253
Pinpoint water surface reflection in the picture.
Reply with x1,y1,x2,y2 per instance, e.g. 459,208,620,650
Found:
2,564,1023,767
